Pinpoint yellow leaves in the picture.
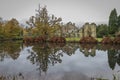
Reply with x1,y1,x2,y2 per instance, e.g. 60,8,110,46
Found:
3,18,22,38
25,5,62,38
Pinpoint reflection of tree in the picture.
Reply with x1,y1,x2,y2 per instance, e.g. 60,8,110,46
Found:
100,44,113,51
108,49,117,70
0,41,21,61
117,50,120,65
79,44,96,57
108,49,120,70
97,44,120,70
27,43,64,73
26,43,80,74
99,44,120,51
0,73,24,80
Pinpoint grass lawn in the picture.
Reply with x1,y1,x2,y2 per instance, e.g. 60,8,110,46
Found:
66,37,103,43
66,37,80,42
96,38,102,42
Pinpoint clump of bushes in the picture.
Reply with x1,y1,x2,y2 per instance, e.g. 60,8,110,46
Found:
50,36,66,43
101,35,120,44
23,36,46,44
101,37,113,44
113,35,120,44
80,36,98,44
23,36,66,44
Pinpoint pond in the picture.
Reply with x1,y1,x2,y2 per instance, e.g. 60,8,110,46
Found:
0,41,120,80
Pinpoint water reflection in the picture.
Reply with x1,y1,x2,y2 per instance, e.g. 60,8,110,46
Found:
79,44,96,57
27,43,64,73
79,44,120,70
97,44,120,70
25,43,80,74
0,42,120,80
0,73,24,80
0,41,22,61
108,48,120,70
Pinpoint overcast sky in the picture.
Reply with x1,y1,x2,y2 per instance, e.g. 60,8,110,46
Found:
0,0,120,25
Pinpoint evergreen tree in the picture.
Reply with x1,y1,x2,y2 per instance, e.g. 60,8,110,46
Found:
117,15,120,28
108,8,118,35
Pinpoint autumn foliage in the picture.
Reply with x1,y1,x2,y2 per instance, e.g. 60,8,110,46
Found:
101,37,113,44
0,18,23,40
23,36,46,44
113,36,120,44
50,36,66,43
80,36,98,44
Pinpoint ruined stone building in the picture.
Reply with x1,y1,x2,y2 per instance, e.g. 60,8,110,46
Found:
62,22,79,37
55,22,79,37
55,22,96,38
79,23,96,38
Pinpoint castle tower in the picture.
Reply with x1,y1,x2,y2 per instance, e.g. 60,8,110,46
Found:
90,23,96,38
82,22,96,38
83,23,90,37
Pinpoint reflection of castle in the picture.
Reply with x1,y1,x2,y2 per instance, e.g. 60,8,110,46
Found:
79,44,96,57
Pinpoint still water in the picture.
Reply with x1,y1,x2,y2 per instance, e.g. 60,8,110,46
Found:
0,41,120,80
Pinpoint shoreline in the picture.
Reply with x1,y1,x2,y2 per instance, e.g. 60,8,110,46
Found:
1,37,120,45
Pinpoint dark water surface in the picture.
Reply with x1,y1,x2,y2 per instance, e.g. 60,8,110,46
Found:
0,41,120,80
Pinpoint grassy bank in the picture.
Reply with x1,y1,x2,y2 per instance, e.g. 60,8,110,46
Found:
66,37,103,43
66,38,80,42
0,37,103,43
96,38,102,43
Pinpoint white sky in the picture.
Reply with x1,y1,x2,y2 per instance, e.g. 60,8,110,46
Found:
0,0,120,25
